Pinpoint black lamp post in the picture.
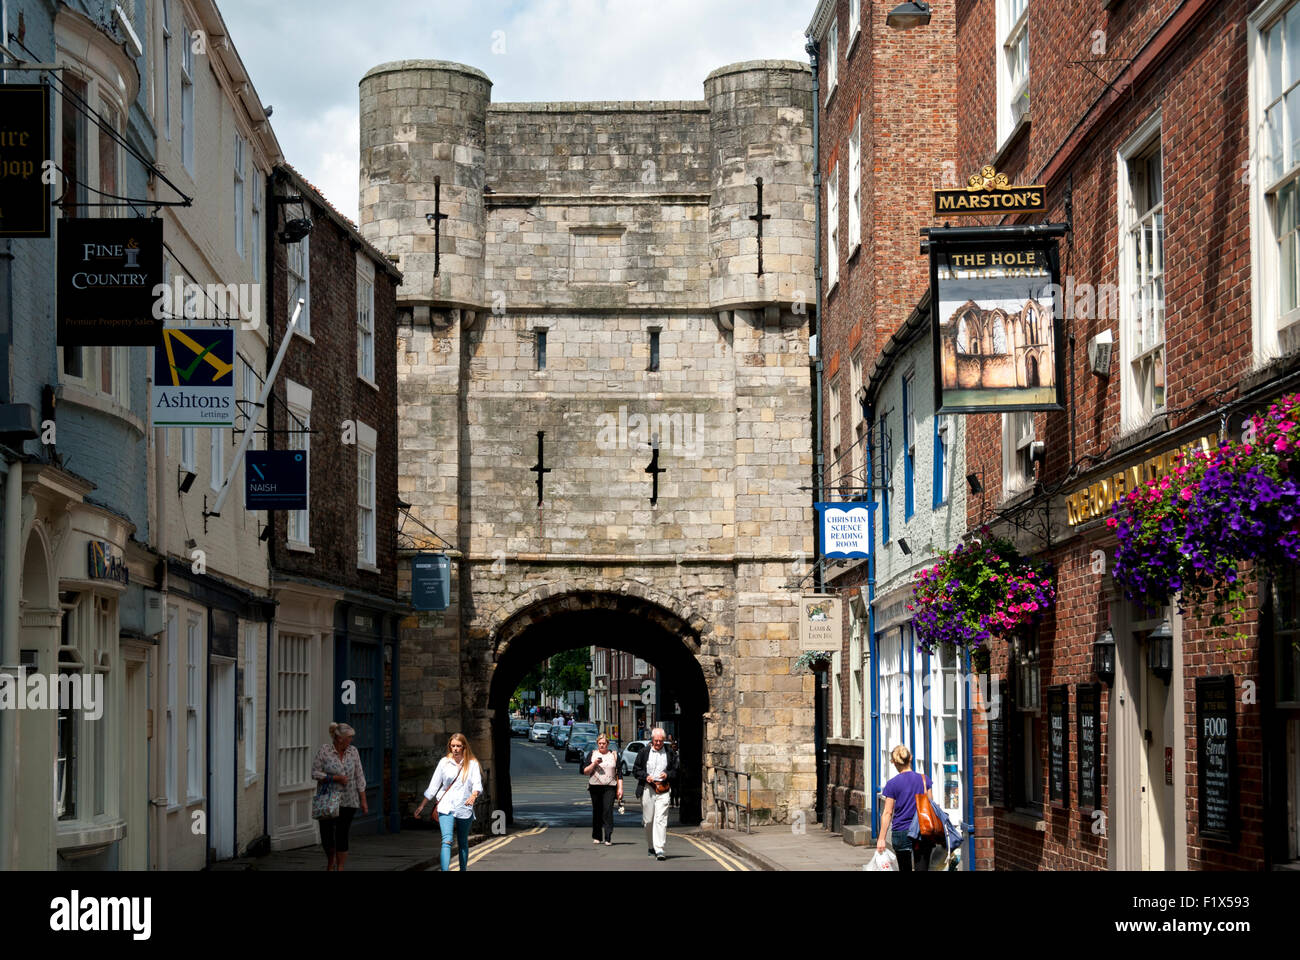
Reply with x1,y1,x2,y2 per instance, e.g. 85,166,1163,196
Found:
1093,627,1115,685
1147,619,1173,683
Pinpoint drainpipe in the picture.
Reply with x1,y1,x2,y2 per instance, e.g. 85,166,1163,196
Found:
866,405,879,840
963,645,975,871
805,31,828,829
1,449,22,870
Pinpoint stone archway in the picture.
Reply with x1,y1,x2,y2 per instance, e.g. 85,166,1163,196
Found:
480,588,710,825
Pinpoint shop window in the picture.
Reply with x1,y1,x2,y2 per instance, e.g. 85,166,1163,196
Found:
1271,568,1300,861
877,628,905,791
278,634,312,786
934,645,963,815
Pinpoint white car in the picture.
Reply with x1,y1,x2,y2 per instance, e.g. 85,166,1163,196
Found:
529,722,551,743
621,740,647,772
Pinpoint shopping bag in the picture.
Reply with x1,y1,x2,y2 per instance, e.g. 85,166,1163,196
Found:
865,849,899,872
312,779,341,820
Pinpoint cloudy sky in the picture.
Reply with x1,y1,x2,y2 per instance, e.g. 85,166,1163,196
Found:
219,0,813,222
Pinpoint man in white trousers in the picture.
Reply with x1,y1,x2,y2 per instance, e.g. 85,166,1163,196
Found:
633,727,677,861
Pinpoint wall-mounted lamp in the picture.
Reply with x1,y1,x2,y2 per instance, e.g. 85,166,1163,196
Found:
178,466,197,494
897,537,912,555
1093,627,1116,685
1088,330,1114,377
278,217,313,244
259,524,272,543
184,538,197,550
966,472,983,495
1147,618,1173,683
886,0,932,28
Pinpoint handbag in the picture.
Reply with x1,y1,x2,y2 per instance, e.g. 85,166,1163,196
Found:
312,775,341,820
913,773,945,841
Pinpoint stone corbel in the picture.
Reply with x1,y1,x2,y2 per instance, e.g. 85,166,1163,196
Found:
716,310,733,331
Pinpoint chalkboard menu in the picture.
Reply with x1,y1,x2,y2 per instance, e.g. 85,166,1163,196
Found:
1195,675,1237,843
1046,684,1069,809
1075,683,1102,813
988,714,1010,808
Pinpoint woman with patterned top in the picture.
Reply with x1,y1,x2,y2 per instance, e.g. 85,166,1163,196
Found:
311,721,368,871
414,732,483,872
582,734,623,845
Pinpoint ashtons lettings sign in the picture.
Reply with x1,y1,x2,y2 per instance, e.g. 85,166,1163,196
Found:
934,165,1046,218
1064,433,1218,526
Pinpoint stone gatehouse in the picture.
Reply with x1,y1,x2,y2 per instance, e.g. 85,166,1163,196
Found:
358,58,817,824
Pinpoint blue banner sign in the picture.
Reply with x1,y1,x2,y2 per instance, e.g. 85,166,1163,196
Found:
245,450,307,510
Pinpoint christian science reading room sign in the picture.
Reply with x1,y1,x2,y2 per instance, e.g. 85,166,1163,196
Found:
0,86,51,238
815,502,872,559
58,218,163,345
153,328,235,427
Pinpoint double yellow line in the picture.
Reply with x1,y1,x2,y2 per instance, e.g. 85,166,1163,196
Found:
668,831,751,871
445,825,546,870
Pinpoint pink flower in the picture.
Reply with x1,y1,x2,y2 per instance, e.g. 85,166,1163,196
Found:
1242,444,1253,456
1276,437,1290,452
1179,487,1194,501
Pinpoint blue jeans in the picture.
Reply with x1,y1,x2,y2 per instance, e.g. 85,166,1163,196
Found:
439,813,472,871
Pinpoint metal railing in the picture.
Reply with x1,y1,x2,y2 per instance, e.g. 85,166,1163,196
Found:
712,768,752,834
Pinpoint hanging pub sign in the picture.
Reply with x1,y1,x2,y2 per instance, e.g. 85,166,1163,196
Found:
1076,682,1102,813
1195,675,1237,843
1046,684,1070,810
933,164,1047,218
244,450,307,510
58,217,164,345
0,85,51,238
153,327,236,427
929,233,1065,414
411,553,451,611
814,501,873,559
798,593,842,652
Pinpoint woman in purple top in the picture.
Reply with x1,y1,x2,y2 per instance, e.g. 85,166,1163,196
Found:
877,745,937,872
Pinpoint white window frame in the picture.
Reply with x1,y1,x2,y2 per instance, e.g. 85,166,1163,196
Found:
241,356,261,452
937,414,954,505
848,114,862,254
930,645,964,819
357,253,376,384
287,234,311,337
850,599,865,740
181,426,196,473
185,613,203,803
357,420,377,569
180,15,194,175
1002,410,1035,497
1117,112,1165,430
1250,0,1300,362
210,424,224,492
877,628,905,792
831,650,843,739
251,174,262,284
996,0,1030,148
850,356,863,499
234,133,246,258
828,381,841,495
160,0,171,141
165,605,178,807
825,16,838,103
286,381,312,550
848,0,861,53
827,162,840,289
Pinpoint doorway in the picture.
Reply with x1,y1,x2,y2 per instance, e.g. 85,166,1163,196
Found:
209,659,235,860
1138,643,1175,870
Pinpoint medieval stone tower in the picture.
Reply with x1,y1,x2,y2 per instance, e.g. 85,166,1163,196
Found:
359,58,816,824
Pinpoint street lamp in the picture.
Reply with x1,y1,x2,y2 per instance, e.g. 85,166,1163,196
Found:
1093,627,1115,685
886,1,932,29
1147,619,1173,683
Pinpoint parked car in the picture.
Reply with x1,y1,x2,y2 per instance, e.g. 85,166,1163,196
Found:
566,733,596,763
510,718,531,737
529,722,551,743
621,740,647,772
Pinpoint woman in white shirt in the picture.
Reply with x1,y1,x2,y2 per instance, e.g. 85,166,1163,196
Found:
415,733,483,872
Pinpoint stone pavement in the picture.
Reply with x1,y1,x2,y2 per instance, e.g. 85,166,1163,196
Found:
207,825,489,871
696,823,873,871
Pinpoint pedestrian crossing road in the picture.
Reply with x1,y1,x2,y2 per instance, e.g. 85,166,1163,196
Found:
432,738,756,871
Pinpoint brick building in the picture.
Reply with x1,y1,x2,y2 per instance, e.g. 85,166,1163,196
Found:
264,163,405,848
805,0,962,850
952,0,1299,870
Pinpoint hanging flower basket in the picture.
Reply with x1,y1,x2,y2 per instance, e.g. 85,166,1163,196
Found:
792,650,833,673
908,533,1055,664
1110,393,1300,621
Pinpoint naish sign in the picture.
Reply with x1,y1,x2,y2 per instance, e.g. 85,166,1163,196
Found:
934,164,1046,217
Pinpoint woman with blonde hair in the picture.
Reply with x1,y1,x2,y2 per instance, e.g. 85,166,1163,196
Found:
311,721,367,871
876,744,937,872
415,733,483,872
